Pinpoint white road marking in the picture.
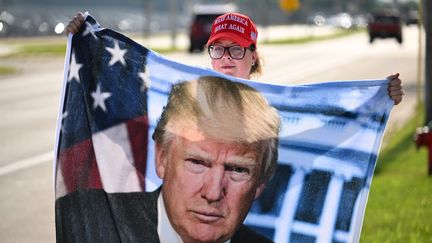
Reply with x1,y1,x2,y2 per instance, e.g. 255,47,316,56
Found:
0,151,53,176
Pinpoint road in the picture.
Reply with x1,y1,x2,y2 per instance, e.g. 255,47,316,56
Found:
0,26,422,242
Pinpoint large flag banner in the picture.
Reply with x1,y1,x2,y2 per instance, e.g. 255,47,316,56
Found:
54,14,393,243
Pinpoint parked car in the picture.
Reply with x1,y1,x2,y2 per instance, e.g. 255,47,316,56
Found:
367,12,402,44
188,4,237,53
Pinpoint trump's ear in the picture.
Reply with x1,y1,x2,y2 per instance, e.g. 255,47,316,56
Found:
254,182,266,200
155,143,167,179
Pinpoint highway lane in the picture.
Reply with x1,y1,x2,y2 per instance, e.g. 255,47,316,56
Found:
0,58,64,166
0,25,422,242
0,57,63,242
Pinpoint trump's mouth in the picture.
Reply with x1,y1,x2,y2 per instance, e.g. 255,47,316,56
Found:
191,210,224,223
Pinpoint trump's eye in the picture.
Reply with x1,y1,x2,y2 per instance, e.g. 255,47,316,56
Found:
226,166,251,181
229,166,249,173
185,159,207,173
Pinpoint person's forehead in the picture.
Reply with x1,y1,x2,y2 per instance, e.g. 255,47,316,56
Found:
171,125,262,162
213,38,239,46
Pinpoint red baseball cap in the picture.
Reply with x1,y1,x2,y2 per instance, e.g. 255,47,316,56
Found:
206,12,258,48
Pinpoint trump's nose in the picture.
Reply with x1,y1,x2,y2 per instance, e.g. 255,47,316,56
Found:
201,168,226,202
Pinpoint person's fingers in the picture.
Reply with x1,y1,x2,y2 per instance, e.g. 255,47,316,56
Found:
66,25,78,35
66,21,78,34
388,78,402,86
385,73,404,105
388,89,404,96
389,89,405,96
388,84,403,92
65,24,75,35
388,88,405,105
66,12,85,35
76,12,85,21
392,95,403,105
386,72,400,81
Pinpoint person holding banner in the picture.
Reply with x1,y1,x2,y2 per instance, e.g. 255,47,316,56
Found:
66,12,404,105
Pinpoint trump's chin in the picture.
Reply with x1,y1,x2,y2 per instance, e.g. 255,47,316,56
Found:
181,224,231,243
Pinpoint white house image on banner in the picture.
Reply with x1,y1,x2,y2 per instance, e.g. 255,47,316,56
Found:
245,97,385,243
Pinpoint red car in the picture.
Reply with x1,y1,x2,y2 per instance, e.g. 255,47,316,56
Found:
367,12,402,44
188,4,237,53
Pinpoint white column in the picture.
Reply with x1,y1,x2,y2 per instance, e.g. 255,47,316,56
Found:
316,173,345,243
274,167,307,243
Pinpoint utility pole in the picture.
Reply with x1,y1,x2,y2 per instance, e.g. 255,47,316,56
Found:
144,0,153,39
169,0,178,50
393,0,399,11
423,0,432,124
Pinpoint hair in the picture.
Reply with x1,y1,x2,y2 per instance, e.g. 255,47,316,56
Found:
152,76,280,183
248,44,263,78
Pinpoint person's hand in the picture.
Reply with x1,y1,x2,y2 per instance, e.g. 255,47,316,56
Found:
65,12,85,35
387,73,404,105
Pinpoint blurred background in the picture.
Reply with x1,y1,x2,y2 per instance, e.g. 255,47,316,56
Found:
0,0,421,37
1,0,431,242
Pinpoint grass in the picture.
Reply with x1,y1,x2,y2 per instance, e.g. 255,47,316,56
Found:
262,28,364,45
0,66,17,75
360,106,432,242
152,46,182,54
6,43,67,57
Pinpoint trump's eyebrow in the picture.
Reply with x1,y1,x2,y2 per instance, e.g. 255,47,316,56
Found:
224,156,257,167
184,147,257,167
183,147,213,161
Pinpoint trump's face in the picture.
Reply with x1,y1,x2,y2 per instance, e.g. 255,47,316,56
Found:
155,126,265,243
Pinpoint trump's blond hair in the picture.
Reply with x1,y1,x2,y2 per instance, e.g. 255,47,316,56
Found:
152,76,280,182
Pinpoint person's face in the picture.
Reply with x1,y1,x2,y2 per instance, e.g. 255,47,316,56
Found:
155,126,266,243
210,38,257,80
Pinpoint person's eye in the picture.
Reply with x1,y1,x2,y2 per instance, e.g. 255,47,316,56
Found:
231,166,249,173
185,159,207,173
230,46,243,52
229,47,244,57
226,166,251,181
213,46,224,52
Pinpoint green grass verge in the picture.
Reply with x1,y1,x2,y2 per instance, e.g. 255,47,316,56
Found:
0,66,17,75
263,28,365,45
361,106,432,242
6,41,178,56
152,46,183,54
8,43,67,57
